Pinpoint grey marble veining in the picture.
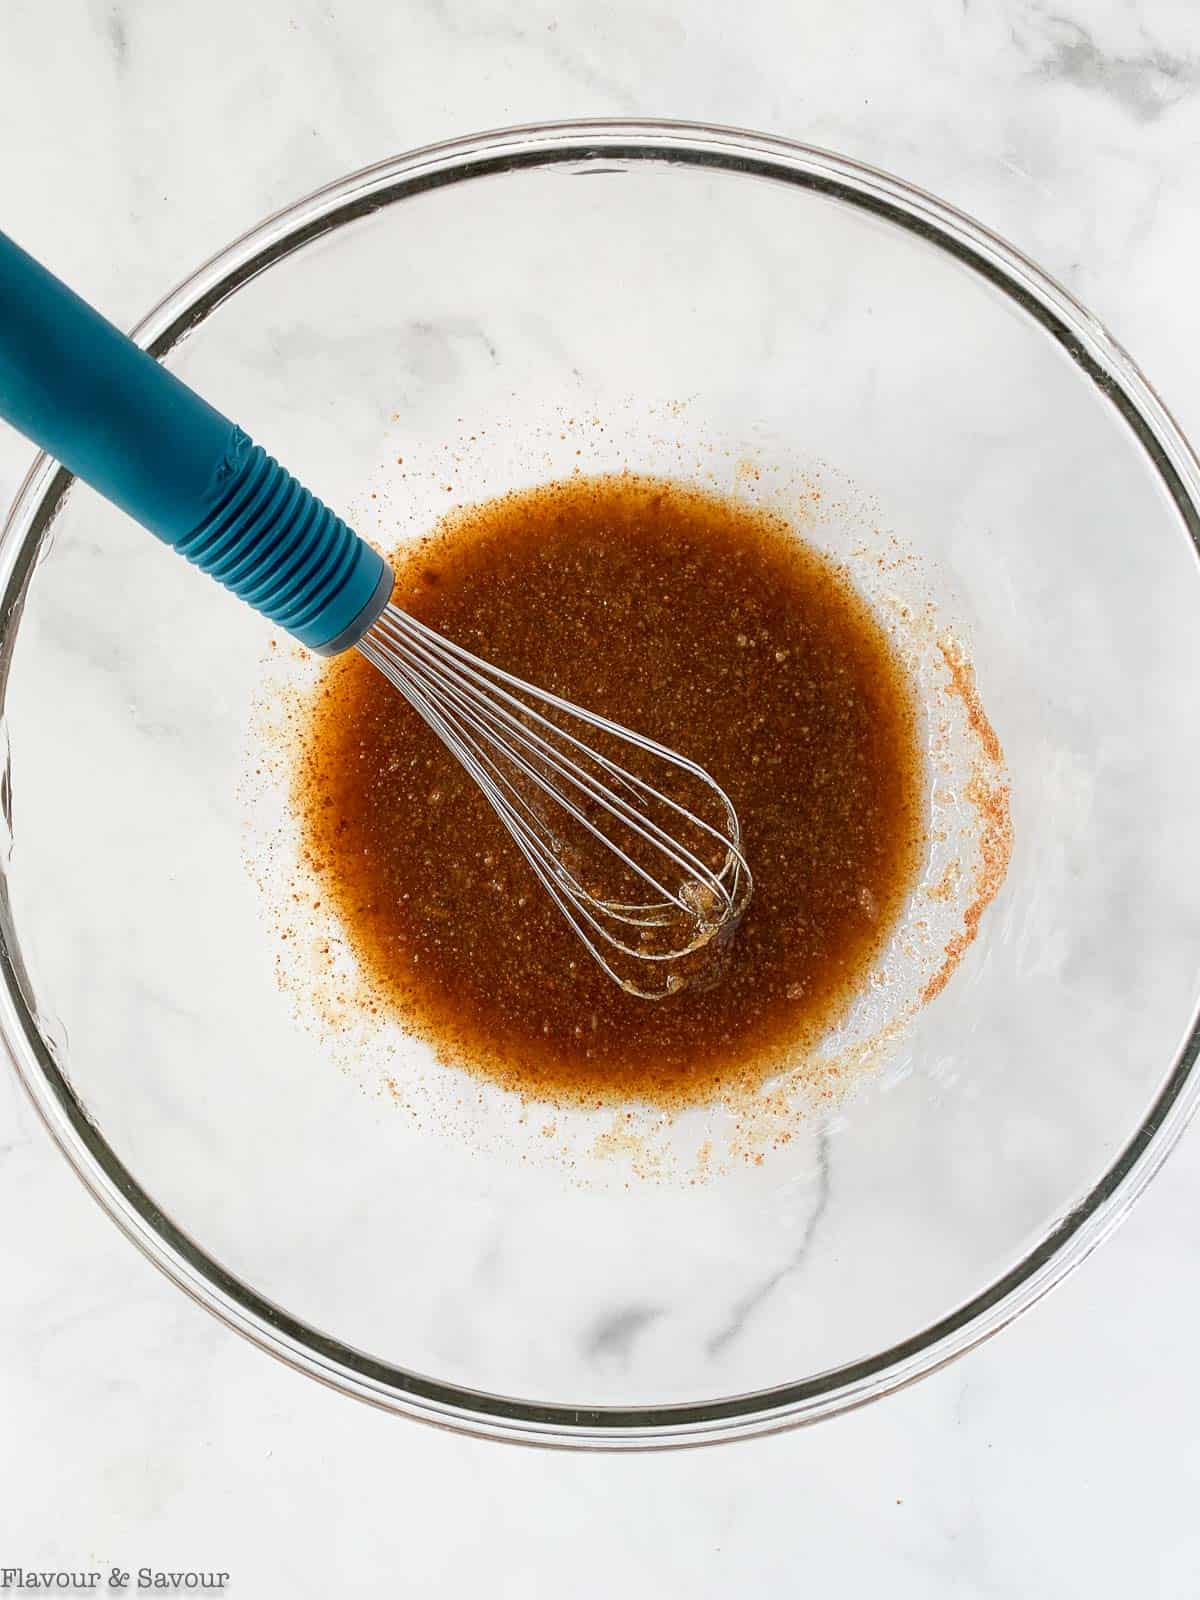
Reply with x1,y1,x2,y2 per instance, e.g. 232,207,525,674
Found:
707,1130,832,1357
1028,14,1199,120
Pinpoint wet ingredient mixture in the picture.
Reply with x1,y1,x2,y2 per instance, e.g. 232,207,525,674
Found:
297,475,925,1108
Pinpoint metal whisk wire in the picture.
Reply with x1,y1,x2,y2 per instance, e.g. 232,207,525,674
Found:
357,603,753,998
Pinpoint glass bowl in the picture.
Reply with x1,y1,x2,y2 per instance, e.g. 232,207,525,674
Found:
3,120,1200,1448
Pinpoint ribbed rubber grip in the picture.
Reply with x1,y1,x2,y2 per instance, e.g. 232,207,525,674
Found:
176,434,391,652
0,229,392,655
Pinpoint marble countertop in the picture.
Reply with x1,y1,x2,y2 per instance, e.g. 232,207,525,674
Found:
3,0,1200,1593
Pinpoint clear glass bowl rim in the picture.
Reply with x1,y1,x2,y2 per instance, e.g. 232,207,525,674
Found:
3,118,1199,1449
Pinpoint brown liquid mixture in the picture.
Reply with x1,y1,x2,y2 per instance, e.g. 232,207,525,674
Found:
297,476,925,1107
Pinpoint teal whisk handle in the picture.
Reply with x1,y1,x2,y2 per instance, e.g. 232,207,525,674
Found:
0,230,392,653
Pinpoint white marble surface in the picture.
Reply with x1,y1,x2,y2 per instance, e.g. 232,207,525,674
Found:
3,0,1200,1592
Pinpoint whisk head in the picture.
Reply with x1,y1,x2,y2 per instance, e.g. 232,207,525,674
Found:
356,603,753,998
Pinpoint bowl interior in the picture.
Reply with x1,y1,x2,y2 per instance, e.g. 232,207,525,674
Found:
4,129,1200,1439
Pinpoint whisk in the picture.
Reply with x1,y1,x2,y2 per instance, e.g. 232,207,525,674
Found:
0,231,751,997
